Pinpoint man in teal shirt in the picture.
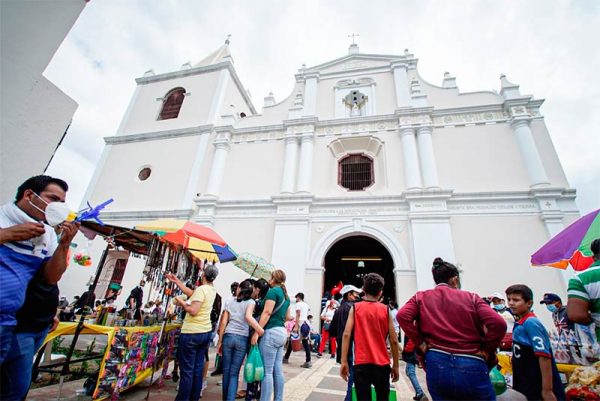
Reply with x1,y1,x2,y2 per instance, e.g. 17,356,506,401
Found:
568,238,600,340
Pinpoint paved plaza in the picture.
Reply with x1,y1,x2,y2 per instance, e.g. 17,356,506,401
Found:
27,347,430,401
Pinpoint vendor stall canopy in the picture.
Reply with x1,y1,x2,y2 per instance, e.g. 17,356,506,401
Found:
81,221,156,255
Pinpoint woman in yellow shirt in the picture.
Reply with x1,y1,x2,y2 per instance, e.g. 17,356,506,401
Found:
168,265,219,401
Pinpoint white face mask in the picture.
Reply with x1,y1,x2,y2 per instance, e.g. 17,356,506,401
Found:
29,193,73,226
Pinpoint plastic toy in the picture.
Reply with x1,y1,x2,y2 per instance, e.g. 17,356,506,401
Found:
76,198,114,225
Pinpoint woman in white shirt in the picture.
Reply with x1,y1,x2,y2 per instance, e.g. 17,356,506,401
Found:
217,279,264,401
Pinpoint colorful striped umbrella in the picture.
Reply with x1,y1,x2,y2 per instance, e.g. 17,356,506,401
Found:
531,209,600,271
136,219,236,263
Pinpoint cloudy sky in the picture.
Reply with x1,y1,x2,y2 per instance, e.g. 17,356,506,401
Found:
45,0,599,214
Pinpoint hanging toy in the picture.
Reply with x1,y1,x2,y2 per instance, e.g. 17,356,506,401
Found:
74,240,93,266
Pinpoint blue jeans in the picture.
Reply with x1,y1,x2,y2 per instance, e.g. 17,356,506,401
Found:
425,349,496,401
222,333,249,401
176,332,212,401
344,353,354,401
310,333,321,352
406,361,424,397
0,325,15,364
259,327,287,401
0,328,49,400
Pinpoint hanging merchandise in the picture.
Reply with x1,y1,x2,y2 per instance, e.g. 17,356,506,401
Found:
74,240,94,266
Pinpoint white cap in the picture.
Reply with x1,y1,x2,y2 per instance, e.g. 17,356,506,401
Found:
340,285,362,296
490,292,505,301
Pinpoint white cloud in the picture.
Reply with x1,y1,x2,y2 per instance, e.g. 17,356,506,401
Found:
45,0,599,214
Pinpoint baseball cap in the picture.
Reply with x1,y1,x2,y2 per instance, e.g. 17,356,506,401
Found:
539,293,561,304
203,265,219,282
340,285,362,296
490,292,505,301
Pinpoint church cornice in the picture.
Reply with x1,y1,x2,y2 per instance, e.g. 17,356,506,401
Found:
99,188,578,224
105,125,213,145
99,209,194,221
103,100,546,145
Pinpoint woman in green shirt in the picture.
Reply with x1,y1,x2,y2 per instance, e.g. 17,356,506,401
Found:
251,269,291,401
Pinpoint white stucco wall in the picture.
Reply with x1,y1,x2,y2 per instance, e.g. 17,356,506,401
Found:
90,135,203,210
120,71,221,134
0,0,85,202
451,214,566,329
219,140,284,199
217,78,252,121
435,124,531,191
530,119,570,188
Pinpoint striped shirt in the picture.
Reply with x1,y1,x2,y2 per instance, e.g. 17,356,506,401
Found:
0,203,58,326
567,260,600,340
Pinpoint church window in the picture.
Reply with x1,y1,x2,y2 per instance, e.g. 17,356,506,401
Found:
343,90,368,117
338,154,373,191
158,87,186,120
138,167,152,181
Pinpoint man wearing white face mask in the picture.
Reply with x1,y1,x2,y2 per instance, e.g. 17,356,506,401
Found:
490,292,516,351
0,175,79,366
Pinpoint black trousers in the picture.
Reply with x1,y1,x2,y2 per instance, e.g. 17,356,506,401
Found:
284,336,311,362
353,364,391,401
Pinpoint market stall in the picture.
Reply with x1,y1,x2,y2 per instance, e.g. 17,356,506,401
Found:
35,219,235,400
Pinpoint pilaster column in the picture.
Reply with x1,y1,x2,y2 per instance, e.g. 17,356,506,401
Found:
510,117,550,187
391,62,411,108
296,133,315,193
399,127,423,190
302,73,319,117
280,134,299,193
416,125,439,188
204,135,231,197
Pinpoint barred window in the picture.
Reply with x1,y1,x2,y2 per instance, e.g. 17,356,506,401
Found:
338,154,374,191
158,87,186,120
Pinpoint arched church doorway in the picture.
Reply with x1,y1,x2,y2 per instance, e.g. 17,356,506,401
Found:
323,235,396,302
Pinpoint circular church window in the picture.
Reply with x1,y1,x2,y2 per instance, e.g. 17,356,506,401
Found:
138,167,152,181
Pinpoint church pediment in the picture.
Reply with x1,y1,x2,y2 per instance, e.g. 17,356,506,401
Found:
304,54,410,76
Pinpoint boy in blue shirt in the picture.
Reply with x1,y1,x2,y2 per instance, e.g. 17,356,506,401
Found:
505,284,565,401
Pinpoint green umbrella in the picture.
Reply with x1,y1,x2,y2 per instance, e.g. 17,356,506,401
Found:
232,252,275,280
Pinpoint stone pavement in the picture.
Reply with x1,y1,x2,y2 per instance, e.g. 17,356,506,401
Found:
27,347,430,401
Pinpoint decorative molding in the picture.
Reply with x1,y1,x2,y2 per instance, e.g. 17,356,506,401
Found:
101,209,194,221
105,125,213,145
102,188,578,223
335,77,376,89
327,135,383,159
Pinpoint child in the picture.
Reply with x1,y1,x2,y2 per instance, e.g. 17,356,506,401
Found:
307,315,321,352
340,273,399,401
505,284,565,401
401,335,424,401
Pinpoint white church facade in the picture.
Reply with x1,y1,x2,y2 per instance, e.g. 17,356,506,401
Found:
80,41,579,322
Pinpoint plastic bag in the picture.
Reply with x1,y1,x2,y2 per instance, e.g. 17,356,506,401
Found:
489,367,507,395
253,347,264,382
244,345,264,383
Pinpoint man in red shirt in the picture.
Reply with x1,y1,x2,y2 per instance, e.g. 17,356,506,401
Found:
340,273,399,401
397,258,506,401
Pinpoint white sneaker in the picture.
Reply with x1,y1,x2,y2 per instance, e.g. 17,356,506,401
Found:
200,381,207,396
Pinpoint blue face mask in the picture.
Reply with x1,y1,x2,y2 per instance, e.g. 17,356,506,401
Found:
493,303,505,311
546,304,558,313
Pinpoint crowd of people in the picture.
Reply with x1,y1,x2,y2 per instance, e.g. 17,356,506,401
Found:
1,174,600,401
